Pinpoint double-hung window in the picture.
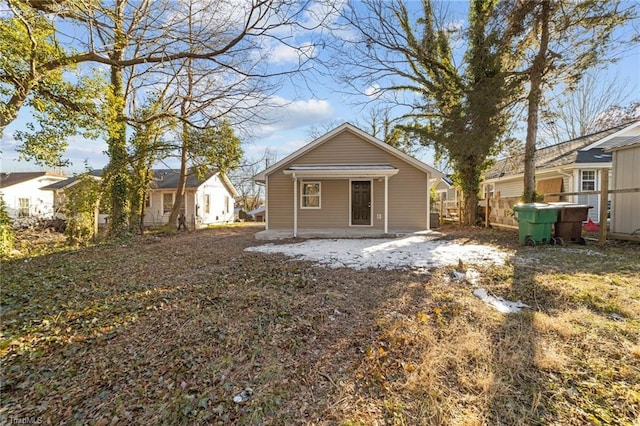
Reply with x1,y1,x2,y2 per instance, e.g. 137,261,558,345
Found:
204,194,211,214
301,182,321,209
163,193,173,214
18,198,30,217
581,170,596,191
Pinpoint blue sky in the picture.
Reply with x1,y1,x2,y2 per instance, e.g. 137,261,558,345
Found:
1,1,639,174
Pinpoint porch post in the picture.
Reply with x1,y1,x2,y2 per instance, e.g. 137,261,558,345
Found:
384,175,389,234
293,174,298,238
426,174,431,229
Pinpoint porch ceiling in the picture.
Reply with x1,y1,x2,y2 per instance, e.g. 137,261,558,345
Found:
283,164,399,179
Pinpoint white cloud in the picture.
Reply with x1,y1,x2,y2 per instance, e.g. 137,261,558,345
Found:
1,132,18,148
269,42,317,64
299,0,346,31
365,84,382,99
254,96,334,138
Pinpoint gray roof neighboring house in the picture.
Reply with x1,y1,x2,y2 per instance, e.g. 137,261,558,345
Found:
575,148,612,164
604,134,640,151
40,169,238,197
247,206,265,216
485,122,637,180
41,176,84,190
149,169,215,189
149,169,239,198
0,171,66,188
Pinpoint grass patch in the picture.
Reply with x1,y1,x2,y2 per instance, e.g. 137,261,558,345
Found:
1,225,639,424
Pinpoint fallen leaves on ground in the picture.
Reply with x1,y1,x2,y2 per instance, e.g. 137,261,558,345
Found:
1,224,639,425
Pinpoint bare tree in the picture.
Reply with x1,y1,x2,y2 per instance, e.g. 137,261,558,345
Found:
540,69,636,145
229,149,277,214
502,0,637,202
590,100,640,131
5,0,334,235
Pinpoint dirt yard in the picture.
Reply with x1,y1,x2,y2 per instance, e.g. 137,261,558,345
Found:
1,224,638,425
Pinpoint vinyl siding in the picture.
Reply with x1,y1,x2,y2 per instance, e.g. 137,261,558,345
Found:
143,190,196,226
266,131,429,230
298,180,351,228
0,176,64,218
611,145,640,234
494,179,523,198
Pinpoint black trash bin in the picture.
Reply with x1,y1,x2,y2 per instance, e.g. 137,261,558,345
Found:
549,203,592,245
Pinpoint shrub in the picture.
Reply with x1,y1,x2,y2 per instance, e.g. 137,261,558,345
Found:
64,176,101,244
0,195,14,255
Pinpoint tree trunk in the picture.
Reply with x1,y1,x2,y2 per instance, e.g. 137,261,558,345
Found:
106,0,130,236
168,51,193,231
167,119,189,230
522,1,551,203
457,158,481,226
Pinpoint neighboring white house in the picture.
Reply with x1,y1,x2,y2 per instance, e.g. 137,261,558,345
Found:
606,136,640,238
483,120,640,225
144,169,239,228
0,172,67,218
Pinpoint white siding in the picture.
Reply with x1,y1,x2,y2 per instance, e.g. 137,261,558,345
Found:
494,179,523,198
142,174,235,227
196,175,235,225
576,169,610,223
0,176,66,218
143,191,194,226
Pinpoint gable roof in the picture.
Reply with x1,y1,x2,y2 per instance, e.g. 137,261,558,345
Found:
149,169,239,197
247,205,265,215
150,169,212,189
605,134,640,151
253,123,443,182
41,176,83,190
39,169,239,197
484,121,639,180
0,171,66,189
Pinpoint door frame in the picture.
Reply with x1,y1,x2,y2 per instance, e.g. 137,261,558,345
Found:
349,179,373,227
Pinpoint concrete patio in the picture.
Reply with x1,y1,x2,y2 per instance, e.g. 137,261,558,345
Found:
254,228,442,240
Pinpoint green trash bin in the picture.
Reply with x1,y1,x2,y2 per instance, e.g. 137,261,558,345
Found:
513,203,561,245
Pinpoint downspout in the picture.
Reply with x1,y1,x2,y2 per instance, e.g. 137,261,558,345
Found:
384,175,389,234
558,169,574,202
293,173,298,238
264,176,268,230
426,173,431,230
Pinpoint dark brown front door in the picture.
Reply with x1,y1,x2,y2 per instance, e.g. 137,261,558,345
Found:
351,181,371,225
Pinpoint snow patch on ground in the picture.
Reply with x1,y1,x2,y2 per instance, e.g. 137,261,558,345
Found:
245,236,509,271
473,289,530,314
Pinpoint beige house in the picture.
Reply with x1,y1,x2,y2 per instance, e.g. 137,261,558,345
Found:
606,136,640,237
253,123,443,238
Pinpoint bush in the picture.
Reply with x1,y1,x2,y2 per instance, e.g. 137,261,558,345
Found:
64,176,101,244
0,195,14,255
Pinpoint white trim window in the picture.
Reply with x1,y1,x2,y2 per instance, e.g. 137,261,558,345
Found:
18,198,30,217
301,182,321,209
163,193,173,214
163,193,186,214
581,170,596,191
204,194,211,214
